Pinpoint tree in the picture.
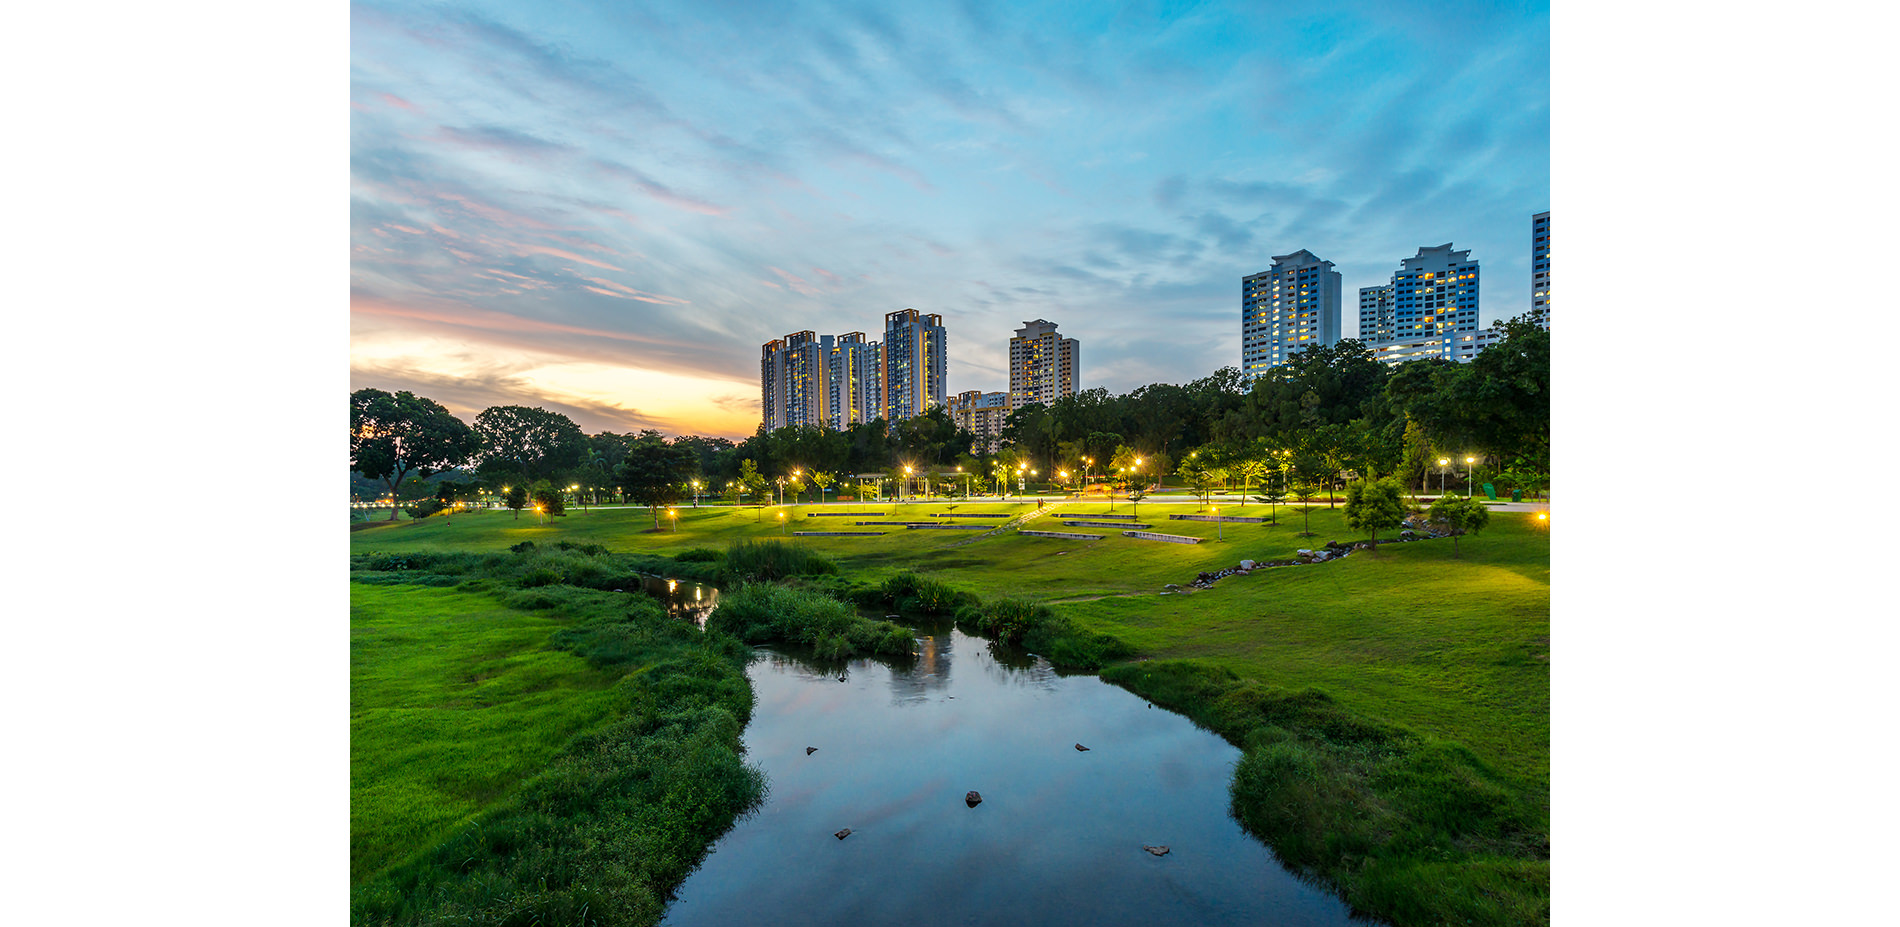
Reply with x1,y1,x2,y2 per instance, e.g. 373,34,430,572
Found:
808,470,836,503
350,389,478,521
736,459,769,519
1232,456,1267,510
1253,471,1288,525
1182,459,1224,508
530,484,565,524
503,483,529,519
617,436,697,528
473,406,587,488
1290,484,1320,537
1344,478,1406,546
1429,494,1491,557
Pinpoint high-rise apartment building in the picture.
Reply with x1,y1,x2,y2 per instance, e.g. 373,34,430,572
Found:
1358,284,1397,343
759,331,834,430
1242,249,1342,378
826,332,881,430
947,390,1011,454
882,308,947,421
1359,243,1482,366
1531,211,1550,330
1007,319,1079,409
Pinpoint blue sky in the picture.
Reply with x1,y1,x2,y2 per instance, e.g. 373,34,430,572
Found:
350,0,1549,438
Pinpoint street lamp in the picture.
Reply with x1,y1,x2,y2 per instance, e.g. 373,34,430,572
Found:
1465,456,1477,498
668,508,678,532
1438,458,1450,497
777,510,787,534
904,465,914,502
691,479,701,508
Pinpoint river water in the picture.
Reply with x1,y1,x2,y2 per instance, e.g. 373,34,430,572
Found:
659,619,1367,927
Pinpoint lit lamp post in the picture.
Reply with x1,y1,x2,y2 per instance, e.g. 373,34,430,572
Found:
1016,463,1027,498
904,465,914,503
1466,456,1477,498
668,508,678,532
1438,458,1450,497
777,511,786,534
792,469,802,505
1083,457,1094,491
691,479,701,508
1059,469,1069,494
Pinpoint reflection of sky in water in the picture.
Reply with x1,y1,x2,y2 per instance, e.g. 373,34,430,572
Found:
662,627,1371,927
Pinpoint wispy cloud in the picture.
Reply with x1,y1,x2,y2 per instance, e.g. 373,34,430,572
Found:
352,0,1547,437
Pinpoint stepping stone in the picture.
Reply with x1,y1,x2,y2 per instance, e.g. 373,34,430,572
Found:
1143,845,1170,857
965,791,982,807
835,828,853,840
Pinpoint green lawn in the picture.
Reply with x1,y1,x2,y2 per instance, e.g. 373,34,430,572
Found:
350,583,627,883
353,499,1548,782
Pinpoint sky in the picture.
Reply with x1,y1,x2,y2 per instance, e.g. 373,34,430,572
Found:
350,0,1549,439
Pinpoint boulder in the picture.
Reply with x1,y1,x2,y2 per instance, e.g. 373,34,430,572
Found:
965,791,983,807
835,828,852,840
1143,845,1171,857
1239,560,1256,570
806,746,818,756
1074,743,1091,752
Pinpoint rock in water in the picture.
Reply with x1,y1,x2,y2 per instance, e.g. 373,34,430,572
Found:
834,828,852,840
965,791,982,807
1074,743,1090,752
806,746,818,756
1143,845,1170,857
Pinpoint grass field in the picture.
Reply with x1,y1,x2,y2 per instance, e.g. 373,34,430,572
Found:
352,496,1549,925
351,583,629,882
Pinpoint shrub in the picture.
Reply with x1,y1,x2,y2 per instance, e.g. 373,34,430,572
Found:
721,540,838,583
674,548,725,563
874,571,969,615
554,541,608,556
509,541,537,553
403,497,446,519
706,583,912,658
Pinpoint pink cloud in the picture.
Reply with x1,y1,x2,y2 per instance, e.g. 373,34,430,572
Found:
353,295,692,348
379,92,421,113
769,266,820,296
515,243,621,272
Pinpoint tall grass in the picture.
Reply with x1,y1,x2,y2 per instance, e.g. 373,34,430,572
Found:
351,549,766,926
1102,660,1548,927
952,596,1132,670
720,539,838,583
706,583,913,659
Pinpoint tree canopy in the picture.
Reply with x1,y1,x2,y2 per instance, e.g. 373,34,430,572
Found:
473,405,587,485
350,388,478,521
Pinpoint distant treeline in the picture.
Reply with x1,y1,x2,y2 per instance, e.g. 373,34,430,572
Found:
351,315,1547,514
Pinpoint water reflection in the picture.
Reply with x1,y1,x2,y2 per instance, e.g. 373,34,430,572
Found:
661,625,1370,927
634,573,718,625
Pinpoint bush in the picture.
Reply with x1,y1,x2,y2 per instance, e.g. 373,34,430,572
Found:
554,541,608,556
675,548,725,563
402,497,446,519
873,571,971,615
509,541,537,553
706,583,912,658
721,540,838,583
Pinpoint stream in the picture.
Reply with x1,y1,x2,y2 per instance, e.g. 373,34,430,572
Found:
657,612,1369,926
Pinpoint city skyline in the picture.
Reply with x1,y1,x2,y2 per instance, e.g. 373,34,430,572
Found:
351,0,1549,439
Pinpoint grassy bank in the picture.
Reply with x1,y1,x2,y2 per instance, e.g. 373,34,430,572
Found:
350,499,1548,926
351,549,764,926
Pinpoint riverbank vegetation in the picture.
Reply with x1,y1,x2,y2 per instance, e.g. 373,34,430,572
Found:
352,497,1546,926
351,553,764,926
